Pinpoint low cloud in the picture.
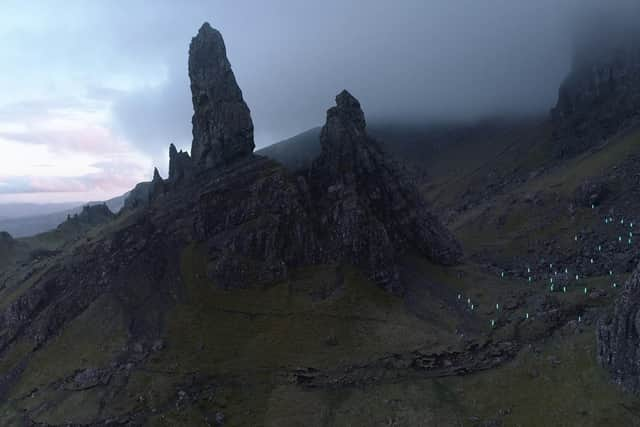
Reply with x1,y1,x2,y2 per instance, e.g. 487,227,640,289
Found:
1,0,640,203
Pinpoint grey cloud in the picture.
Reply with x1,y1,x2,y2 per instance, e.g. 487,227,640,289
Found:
7,0,640,155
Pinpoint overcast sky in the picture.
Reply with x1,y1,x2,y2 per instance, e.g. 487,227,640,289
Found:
0,0,637,203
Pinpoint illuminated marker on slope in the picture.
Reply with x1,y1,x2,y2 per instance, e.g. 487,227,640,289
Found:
584,287,587,295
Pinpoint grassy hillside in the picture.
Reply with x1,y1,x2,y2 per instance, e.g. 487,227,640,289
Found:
2,119,640,425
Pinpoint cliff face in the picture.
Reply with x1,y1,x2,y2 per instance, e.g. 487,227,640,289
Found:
598,263,640,394
552,42,640,157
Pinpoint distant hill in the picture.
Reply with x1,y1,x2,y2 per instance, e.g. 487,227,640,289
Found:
0,193,127,238
257,118,545,178
256,127,322,172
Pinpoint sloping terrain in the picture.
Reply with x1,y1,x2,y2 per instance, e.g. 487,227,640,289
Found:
1,120,639,426
2,21,640,427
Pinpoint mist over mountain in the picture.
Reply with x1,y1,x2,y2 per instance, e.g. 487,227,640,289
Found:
74,0,640,152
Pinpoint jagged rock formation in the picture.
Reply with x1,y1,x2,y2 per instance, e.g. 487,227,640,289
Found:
191,156,317,288
135,25,460,293
309,90,462,292
552,39,640,157
0,22,468,424
53,204,116,241
598,263,640,394
149,167,166,200
169,143,193,182
189,22,255,169
0,23,462,385
60,204,115,229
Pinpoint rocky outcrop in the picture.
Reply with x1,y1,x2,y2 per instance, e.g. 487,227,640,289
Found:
189,22,254,169
309,90,462,292
169,143,193,182
552,40,640,157
58,204,115,231
192,156,317,288
598,263,640,393
100,26,460,295
0,23,467,424
123,181,151,210
149,168,166,200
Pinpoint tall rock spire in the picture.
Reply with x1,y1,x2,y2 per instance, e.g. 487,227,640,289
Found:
189,22,255,169
311,90,462,292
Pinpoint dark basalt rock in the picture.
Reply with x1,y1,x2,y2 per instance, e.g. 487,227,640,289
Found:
149,167,166,200
0,23,466,424
552,40,640,158
169,143,193,183
191,156,318,288
121,27,459,294
598,263,640,393
310,90,462,292
189,22,255,169
0,25,462,361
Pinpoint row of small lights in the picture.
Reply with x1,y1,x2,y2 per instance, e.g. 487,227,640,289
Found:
456,214,634,329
